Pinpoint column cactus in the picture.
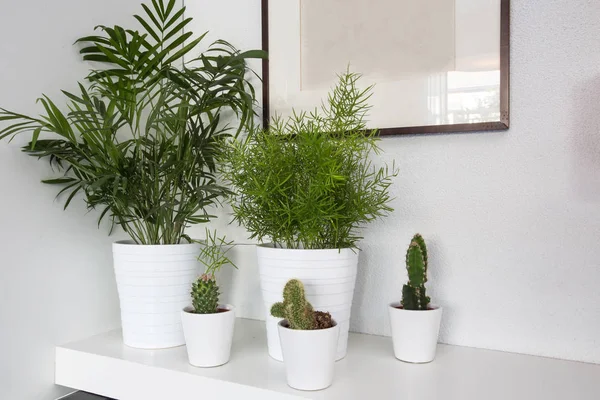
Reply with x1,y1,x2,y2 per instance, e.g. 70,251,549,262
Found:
191,273,220,314
401,234,431,310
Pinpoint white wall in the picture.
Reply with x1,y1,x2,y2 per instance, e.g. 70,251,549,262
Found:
1,1,599,399
0,1,140,399
192,0,600,365
359,0,600,364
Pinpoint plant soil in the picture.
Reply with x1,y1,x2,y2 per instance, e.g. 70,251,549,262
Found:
314,311,334,329
394,305,436,311
187,308,230,314
280,311,335,330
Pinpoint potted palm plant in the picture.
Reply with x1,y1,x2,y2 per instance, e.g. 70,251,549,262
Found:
389,234,443,363
0,0,264,349
221,71,398,361
271,279,339,391
182,230,236,367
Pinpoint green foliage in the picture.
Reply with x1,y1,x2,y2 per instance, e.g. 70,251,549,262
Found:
198,228,237,276
221,71,398,250
401,234,431,310
270,279,316,330
191,273,220,314
0,0,266,244
411,233,428,278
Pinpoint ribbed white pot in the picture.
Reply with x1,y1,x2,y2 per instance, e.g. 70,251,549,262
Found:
181,305,236,367
388,303,443,363
112,241,201,349
257,244,359,361
278,320,340,391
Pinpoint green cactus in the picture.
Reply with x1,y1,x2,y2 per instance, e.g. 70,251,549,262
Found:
401,234,431,310
411,233,428,280
191,273,220,314
270,279,316,330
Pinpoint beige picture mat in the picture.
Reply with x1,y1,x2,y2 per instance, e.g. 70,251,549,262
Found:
300,0,456,91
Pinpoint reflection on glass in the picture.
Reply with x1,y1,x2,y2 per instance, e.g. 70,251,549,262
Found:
429,71,501,126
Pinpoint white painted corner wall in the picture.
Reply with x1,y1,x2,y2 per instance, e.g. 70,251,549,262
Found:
0,1,599,399
0,1,140,399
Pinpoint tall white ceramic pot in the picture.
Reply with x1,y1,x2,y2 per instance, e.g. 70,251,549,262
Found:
388,303,443,363
113,241,201,349
278,320,339,391
257,244,358,361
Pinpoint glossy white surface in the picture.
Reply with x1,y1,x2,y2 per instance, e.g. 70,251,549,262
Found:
55,318,600,400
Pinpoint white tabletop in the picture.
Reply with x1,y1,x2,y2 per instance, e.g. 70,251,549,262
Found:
56,318,600,399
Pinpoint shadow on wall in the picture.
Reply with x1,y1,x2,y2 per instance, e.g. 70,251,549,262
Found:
61,391,115,399
215,244,265,321
572,75,600,202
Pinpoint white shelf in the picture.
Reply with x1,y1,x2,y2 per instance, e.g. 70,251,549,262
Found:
56,318,600,400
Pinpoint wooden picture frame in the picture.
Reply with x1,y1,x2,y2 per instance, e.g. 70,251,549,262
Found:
261,0,510,136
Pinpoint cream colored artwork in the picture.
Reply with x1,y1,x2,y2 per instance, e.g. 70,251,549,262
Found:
268,0,502,129
300,0,456,91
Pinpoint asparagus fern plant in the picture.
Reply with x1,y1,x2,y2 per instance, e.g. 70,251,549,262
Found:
221,71,398,250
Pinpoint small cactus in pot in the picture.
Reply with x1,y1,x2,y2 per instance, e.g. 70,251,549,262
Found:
389,233,442,364
189,229,236,314
272,279,339,391
401,233,431,310
181,230,237,367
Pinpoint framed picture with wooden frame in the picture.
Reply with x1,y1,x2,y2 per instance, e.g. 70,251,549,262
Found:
261,0,510,136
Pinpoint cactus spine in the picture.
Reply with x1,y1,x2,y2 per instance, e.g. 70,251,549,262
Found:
271,279,315,330
191,273,220,314
401,234,431,310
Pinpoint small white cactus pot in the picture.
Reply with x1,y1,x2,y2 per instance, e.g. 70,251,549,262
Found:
388,303,442,363
278,320,340,391
181,304,236,368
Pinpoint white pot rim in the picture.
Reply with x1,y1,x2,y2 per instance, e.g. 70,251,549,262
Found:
277,319,338,333
183,305,235,316
258,243,360,253
114,240,200,247
389,302,443,312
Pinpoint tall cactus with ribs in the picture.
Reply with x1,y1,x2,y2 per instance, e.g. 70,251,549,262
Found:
401,234,431,310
